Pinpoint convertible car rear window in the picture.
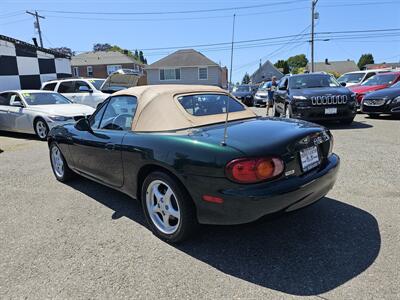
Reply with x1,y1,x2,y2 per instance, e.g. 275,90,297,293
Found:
177,93,245,116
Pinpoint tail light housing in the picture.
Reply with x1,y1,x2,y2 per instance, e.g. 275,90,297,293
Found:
225,157,284,184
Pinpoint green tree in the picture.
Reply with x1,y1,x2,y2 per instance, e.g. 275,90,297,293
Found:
274,60,289,74
287,54,308,73
97,44,147,64
242,73,250,84
139,50,145,63
93,43,112,52
358,53,374,70
50,47,74,57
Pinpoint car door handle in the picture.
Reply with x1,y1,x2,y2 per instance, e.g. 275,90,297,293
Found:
105,144,115,151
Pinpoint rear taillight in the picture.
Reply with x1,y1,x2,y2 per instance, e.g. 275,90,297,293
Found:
225,157,284,184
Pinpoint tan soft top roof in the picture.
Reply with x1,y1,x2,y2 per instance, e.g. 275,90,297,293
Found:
112,85,257,132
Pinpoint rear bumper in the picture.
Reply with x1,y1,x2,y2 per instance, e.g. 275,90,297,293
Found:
188,154,340,225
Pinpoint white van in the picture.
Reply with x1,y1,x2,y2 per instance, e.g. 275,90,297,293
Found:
338,69,390,87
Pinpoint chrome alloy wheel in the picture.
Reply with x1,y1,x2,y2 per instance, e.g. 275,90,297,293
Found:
51,145,64,178
36,120,48,139
146,180,181,235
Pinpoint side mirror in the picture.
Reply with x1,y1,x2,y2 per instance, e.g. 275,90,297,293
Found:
340,82,347,87
79,86,93,93
75,117,93,132
11,100,24,107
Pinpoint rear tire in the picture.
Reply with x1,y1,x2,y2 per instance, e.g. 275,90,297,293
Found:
141,171,198,243
34,118,49,140
49,142,75,182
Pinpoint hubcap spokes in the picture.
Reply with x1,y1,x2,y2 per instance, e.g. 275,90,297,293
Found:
37,121,47,138
51,146,64,177
146,180,180,234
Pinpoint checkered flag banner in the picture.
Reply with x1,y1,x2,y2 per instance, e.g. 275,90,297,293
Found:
0,35,72,91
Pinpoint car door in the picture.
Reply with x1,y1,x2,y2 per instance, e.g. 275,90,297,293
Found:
57,80,77,102
0,93,10,130
70,95,137,187
7,93,32,133
274,77,288,113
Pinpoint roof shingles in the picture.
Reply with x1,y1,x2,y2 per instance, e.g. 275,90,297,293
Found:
147,49,219,69
71,51,142,66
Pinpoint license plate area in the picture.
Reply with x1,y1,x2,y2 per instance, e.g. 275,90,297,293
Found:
325,107,337,114
300,146,320,172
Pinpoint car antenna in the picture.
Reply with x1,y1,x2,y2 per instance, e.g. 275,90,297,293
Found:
222,13,236,146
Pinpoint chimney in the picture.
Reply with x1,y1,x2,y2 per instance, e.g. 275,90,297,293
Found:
32,37,38,47
325,58,329,65
259,59,262,69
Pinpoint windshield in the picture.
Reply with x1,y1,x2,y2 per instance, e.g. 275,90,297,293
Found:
390,81,400,88
361,74,397,86
178,93,245,116
233,85,251,92
289,75,340,89
22,92,71,105
338,73,365,83
89,79,105,90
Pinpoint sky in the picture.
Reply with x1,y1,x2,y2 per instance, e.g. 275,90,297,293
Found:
1,0,400,83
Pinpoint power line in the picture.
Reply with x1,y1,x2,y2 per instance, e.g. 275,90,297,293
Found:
134,28,400,52
38,0,308,15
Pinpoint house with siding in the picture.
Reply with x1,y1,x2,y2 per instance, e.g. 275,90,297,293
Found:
146,49,228,88
306,59,359,75
250,60,284,84
71,51,144,78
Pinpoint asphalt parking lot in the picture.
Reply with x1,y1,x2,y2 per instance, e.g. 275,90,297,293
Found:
0,112,399,299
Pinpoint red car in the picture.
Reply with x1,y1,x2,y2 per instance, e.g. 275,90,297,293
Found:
349,72,400,104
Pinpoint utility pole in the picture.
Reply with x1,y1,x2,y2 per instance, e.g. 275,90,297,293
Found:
311,0,318,72
26,11,45,48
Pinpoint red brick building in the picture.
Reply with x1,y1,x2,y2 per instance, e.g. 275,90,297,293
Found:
71,51,145,78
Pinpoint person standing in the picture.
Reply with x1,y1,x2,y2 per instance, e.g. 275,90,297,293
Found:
266,76,278,116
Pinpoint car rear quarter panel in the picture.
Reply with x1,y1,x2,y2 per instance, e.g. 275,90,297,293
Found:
120,132,244,198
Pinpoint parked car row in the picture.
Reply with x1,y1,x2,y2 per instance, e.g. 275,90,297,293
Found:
0,69,145,139
337,69,400,117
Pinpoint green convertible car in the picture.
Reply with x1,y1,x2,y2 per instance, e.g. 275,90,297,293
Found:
48,85,339,243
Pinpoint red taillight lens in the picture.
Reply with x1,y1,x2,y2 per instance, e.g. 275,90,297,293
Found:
356,93,364,103
226,157,284,184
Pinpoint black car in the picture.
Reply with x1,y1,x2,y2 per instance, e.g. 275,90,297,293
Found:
273,74,357,124
232,85,257,106
361,81,400,117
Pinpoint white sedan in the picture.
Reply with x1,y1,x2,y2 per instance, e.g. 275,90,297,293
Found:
0,90,95,140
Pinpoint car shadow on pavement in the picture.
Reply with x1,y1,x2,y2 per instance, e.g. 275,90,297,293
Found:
365,114,400,121
0,130,39,141
177,197,381,296
64,177,381,296
66,177,146,226
321,120,373,130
